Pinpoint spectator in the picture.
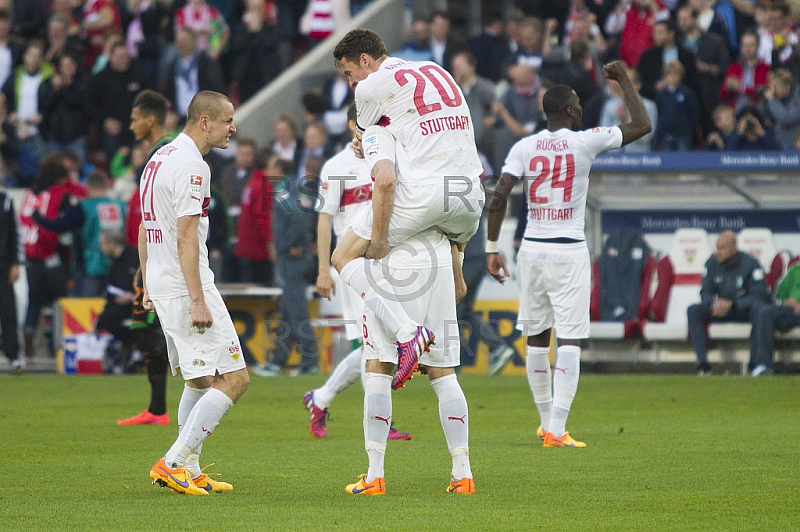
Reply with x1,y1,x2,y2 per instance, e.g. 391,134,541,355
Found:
687,230,769,375
753,0,775,65
51,0,82,37
0,189,21,372
233,150,274,285
88,41,146,163
491,64,543,171
81,0,123,70
0,8,24,89
206,184,231,281
637,18,698,102
758,68,800,151
38,52,90,164
321,72,353,149
218,136,257,217
765,1,798,66
18,153,74,359
452,51,496,154
0,92,19,182
94,228,138,373
605,0,669,68
600,66,658,151
174,0,230,61
720,32,769,113
677,5,731,135
505,17,553,73
275,0,309,69
428,9,466,71
34,170,126,297
567,13,608,63
493,9,524,77
271,113,302,163
124,0,170,91
551,40,604,126
256,156,319,376
11,0,45,41
688,0,733,53
749,261,800,376
300,0,349,50
44,13,85,66
89,29,124,75
727,104,781,150
3,40,52,188
108,140,149,200
163,28,225,122
654,60,700,151
394,17,433,62
468,13,506,82
297,121,328,185
230,0,281,104
704,103,736,149
768,4,800,78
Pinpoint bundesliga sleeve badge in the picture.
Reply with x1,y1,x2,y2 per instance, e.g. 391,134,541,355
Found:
190,175,203,194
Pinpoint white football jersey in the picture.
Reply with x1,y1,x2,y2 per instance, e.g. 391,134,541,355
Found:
316,143,373,238
502,127,623,240
140,133,215,299
355,57,482,187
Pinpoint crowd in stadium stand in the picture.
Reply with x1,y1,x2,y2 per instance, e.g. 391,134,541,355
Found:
2,0,800,373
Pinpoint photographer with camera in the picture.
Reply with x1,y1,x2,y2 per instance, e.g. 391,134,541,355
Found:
758,68,800,151
727,105,781,150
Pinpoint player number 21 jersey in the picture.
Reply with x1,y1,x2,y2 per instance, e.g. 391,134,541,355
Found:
140,133,215,299
502,126,623,241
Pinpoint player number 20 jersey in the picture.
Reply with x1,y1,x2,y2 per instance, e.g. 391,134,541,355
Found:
501,126,623,241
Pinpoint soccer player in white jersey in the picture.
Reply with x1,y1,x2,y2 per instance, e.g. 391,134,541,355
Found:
141,91,249,495
486,62,651,447
303,105,411,441
330,28,484,390
344,128,473,495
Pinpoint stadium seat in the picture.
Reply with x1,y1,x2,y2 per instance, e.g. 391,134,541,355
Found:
737,228,777,289
644,229,712,341
590,253,656,340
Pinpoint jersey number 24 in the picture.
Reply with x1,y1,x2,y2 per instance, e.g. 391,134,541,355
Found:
528,154,575,205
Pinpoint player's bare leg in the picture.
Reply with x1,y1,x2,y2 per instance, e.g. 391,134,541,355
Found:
451,241,467,303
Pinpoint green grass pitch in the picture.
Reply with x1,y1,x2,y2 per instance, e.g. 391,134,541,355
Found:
2,373,798,530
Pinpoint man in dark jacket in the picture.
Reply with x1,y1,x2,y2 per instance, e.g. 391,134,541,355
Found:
687,230,769,375
637,19,698,102
163,28,225,122
254,155,319,376
0,190,22,372
87,41,146,162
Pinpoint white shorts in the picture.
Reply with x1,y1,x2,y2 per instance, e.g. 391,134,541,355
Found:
516,240,591,340
362,264,459,368
338,268,365,341
152,287,246,380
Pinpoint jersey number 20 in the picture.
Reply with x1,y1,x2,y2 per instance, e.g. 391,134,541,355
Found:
528,154,575,205
394,64,462,116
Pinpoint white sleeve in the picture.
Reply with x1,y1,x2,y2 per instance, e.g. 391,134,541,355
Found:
362,126,396,170
174,160,210,218
355,83,382,132
500,139,527,179
578,127,624,157
317,158,342,216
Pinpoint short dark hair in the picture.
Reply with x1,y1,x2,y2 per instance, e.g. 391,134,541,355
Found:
453,51,477,67
132,89,168,126
655,18,675,33
302,91,325,116
274,157,296,176
86,170,109,190
542,84,577,117
430,9,449,22
37,152,69,190
333,29,388,66
238,136,257,150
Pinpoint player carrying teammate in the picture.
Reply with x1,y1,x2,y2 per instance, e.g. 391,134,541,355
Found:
143,91,249,495
304,104,411,441
331,29,484,390
486,61,651,447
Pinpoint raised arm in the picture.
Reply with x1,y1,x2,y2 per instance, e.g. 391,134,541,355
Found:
603,61,652,146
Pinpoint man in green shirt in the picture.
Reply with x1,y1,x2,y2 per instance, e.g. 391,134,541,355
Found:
749,263,800,376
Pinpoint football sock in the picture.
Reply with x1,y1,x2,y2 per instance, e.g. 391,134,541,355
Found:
164,388,233,468
314,346,363,409
177,384,211,432
146,357,168,416
339,258,417,343
363,372,392,482
432,374,472,481
551,345,581,438
526,346,552,432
